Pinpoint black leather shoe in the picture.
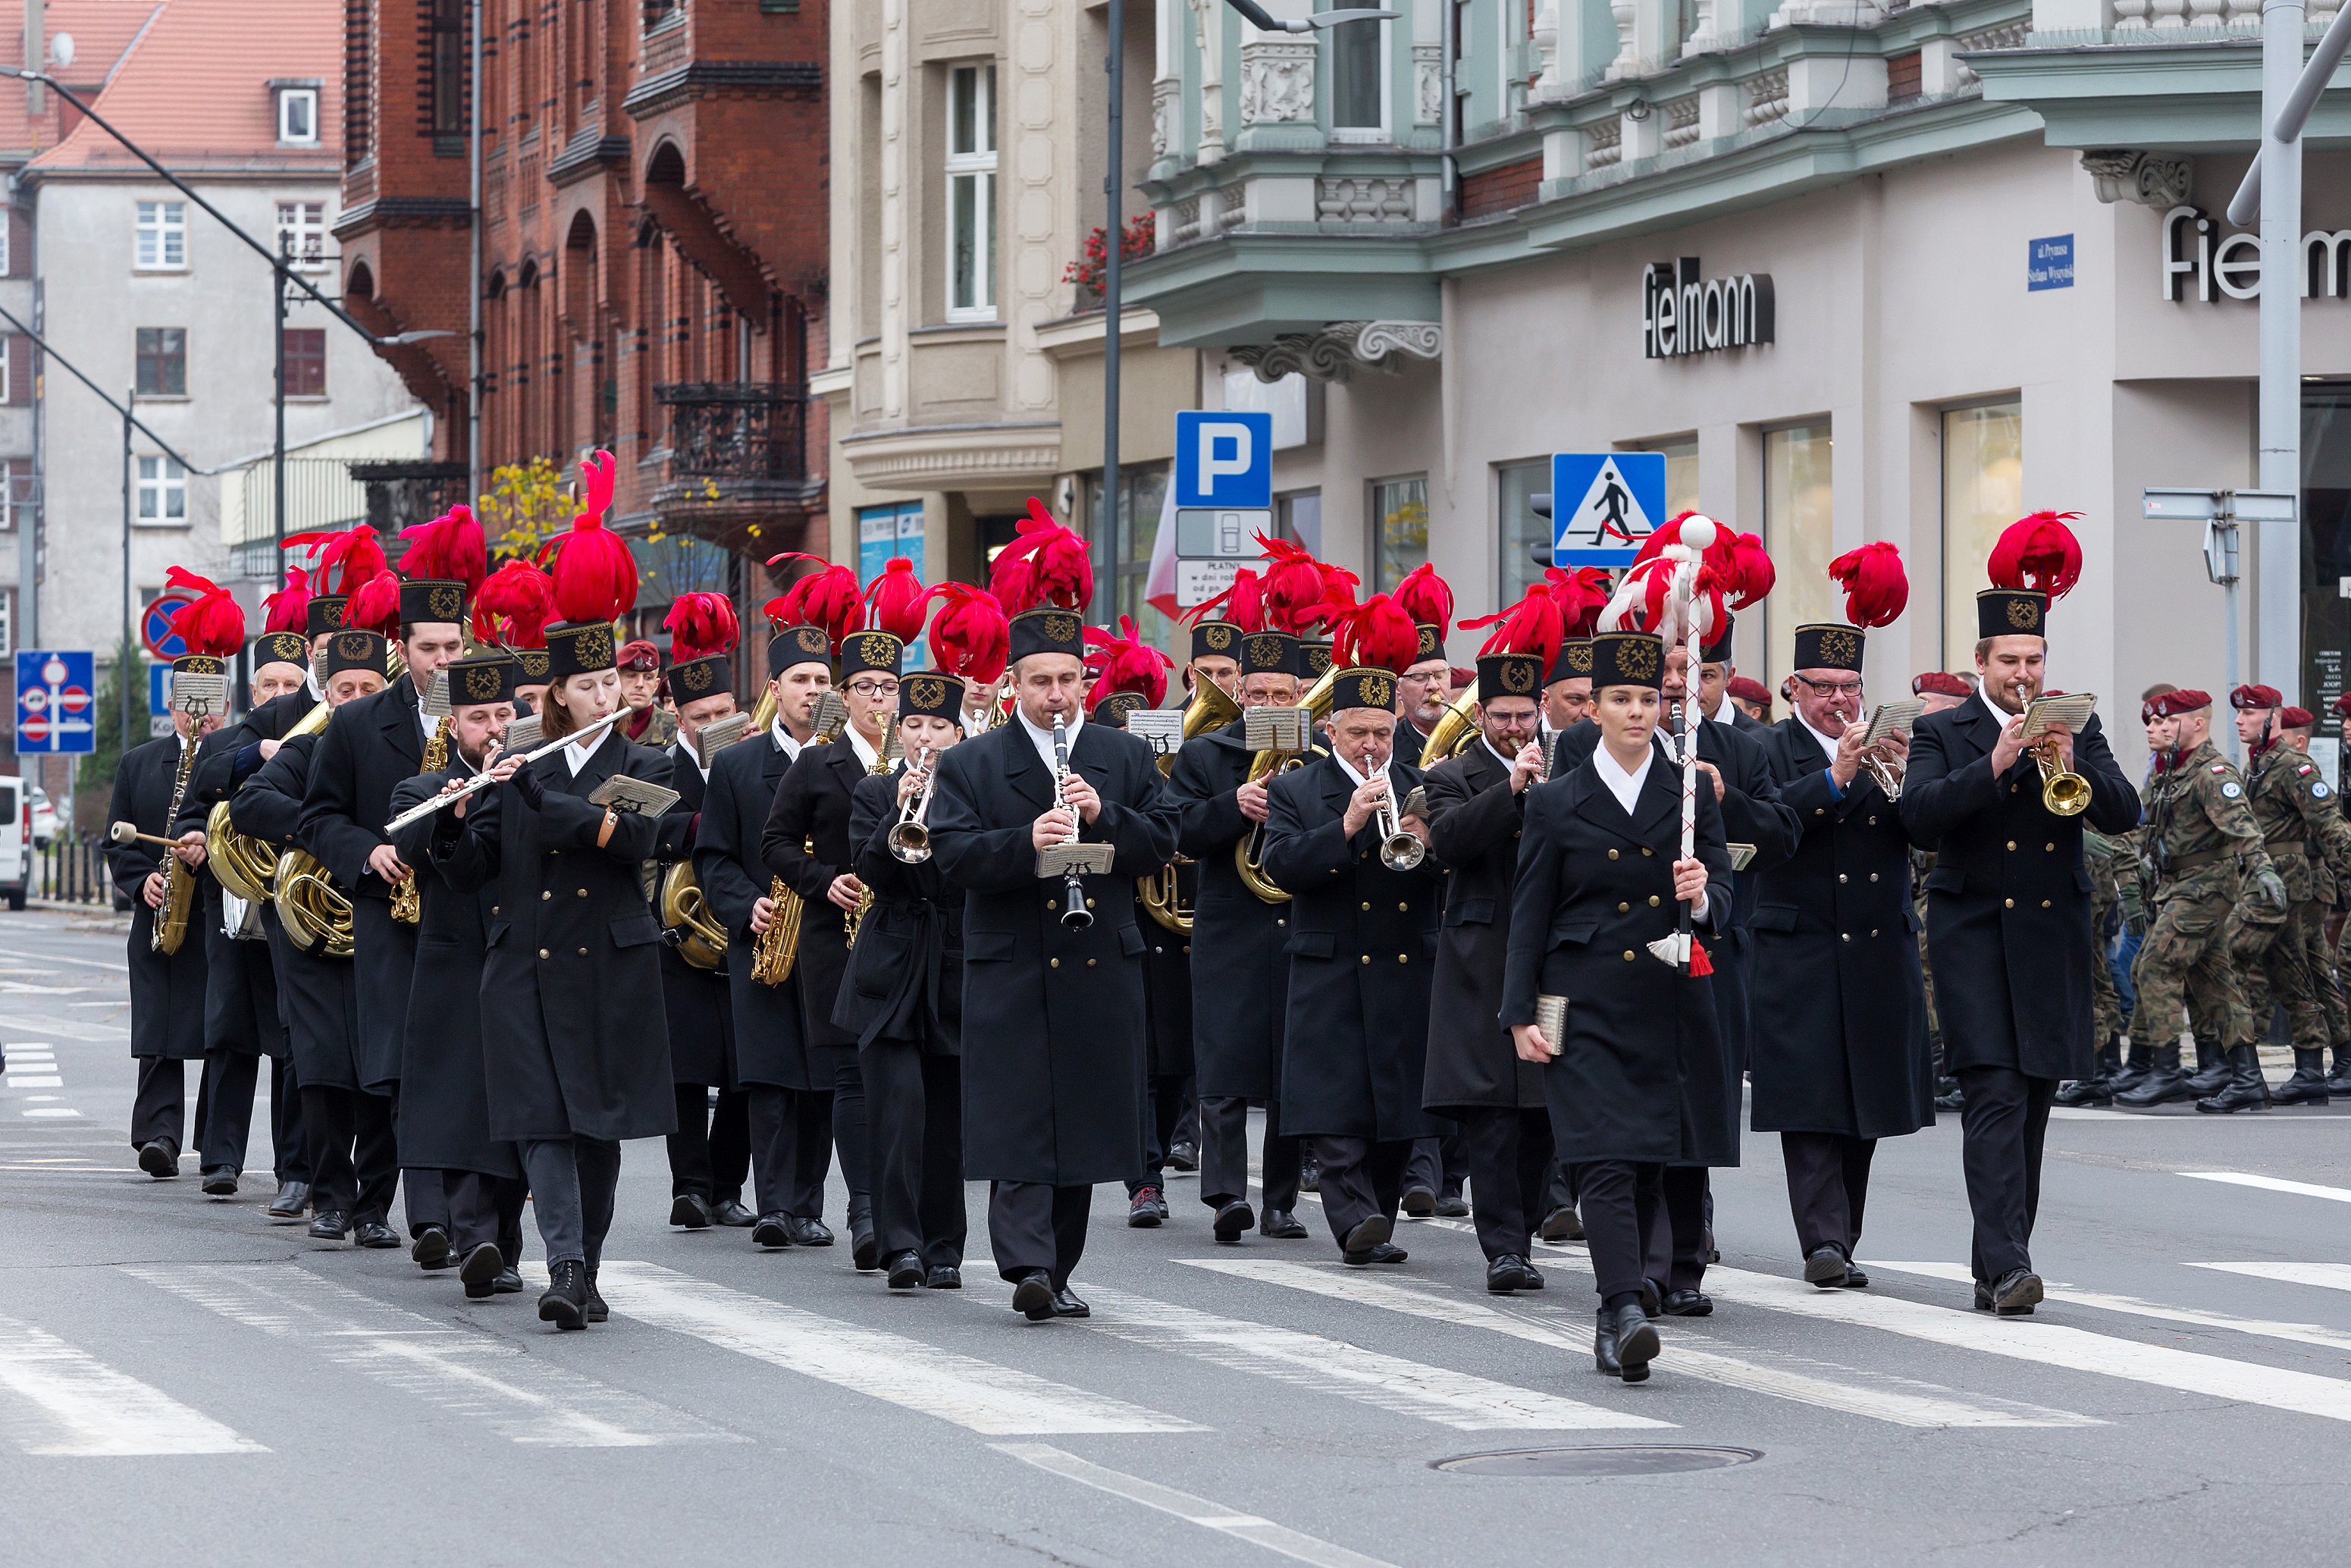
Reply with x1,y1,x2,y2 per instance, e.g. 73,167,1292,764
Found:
1934,1085,1967,1112
1804,1244,1850,1287
2195,1045,2271,1115
2114,1068,2193,1108
751,1212,792,1249
199,1167,238,1196
1522,1262,1544,1289
2272,1049,2331,1106
1972,1280,1994,1311
1486,1254,1541,1294
464,1278,496,1300
711,1197,757,1227
1434,1190,1470,1218
785,1217,834,1247
1538,1204,1585,1243
137,1139,178,1179
492,1267,524,1294
459,1242,505,1289
1213,1199,1255,1242
1340,1214,1393,1257
584,1271,608,1324
1660,1287,1713,1316
924,1264,962,1290
1166,1140,1200,1173
1605,1304,1659,1381
1258,1209,1308,1240
852,1225,881,1272
1011,1270,1055,1322
1051,1287,1090,1319
1843,1265,1870,1289
1400,1185,1437,1217
411,1225,452,1268
1990,1267,2042,1316
355,1220,400,1249
1640,1278,1661,1317
539,1260,588,1329
1343,1240,1410,1266
885,1250,924,1290
308,1209,350,1240
1297,1155,1320,1193
2052,1074,2113,1108
1594,1308,1625,1376
669,1193,714,1230
267,1180,310,1220
1129,1185,1168,1228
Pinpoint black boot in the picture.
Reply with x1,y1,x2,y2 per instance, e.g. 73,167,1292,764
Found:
2183,1036,2231,1097
2115,1039,2191,1108
2057,1033,2123,1106
538,1259,588,1329
2195,1045,2271,1114
2271,1048,2331,1106
1594,1304,1658,1382
2325,1040,2351,1097
2108,1033,2150,1097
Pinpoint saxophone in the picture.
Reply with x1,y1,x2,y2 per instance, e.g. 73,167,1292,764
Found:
388,715,450,927
843,735,899,951
750,690,847,985
152,730,202,955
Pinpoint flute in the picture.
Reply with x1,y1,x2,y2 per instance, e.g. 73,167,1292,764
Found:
381,707,625,833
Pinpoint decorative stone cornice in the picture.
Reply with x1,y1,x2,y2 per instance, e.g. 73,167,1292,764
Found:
623,61,823,120
2080,149,2192,209
840,420,1064,491
1230,320,1443,383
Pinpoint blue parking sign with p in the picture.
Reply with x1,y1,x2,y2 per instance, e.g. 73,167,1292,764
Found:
1175,411,1273,508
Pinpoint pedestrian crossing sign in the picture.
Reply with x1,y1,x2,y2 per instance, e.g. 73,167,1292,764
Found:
1552,452,1667,568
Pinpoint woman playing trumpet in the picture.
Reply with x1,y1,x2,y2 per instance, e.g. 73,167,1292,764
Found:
833,674,969,1290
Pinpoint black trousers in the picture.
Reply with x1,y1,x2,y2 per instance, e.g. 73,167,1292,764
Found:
1170,1083,1198,1152
1127,1072,1190,1196
989,1181,1091,1288
130,1056,187,1151
1310,1135,1410,1247
863,1045,966,1269
666,1084,751,1202
1198,1096,1302,1212
1781,1131,1876,1259
825,1051,873,1204
1580,1159,1665,1303
447,1171,527,1264
1405,1131,1469,1198
522,1137,622,1269
1644,1166,1712,1293
1542,1157,1582,1218
1957,1065,2058,1284
301,1083,399,1224
195,1050,306,1178
395,1089,450,1238
1454,1106,1554,1260
747,1083,835,1219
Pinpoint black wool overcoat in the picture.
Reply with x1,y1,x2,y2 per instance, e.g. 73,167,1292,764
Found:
694,732,813,1090
832,767,964,1055
1166,717,1289,1099
233,732,358,1089
760,737,878,1066
1419,742,1544,1114
107,735,208,1062
657,743,734,1087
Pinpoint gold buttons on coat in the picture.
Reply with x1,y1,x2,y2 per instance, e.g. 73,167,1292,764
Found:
2045,842,2055,852
1618,902,1630,913
1622,950,1636,961
1838,873,1848,884
1869,873,1878,883
1608,849,1619,861
1842,933,1851,942
1086,898,1096,909
1050,958,1061,969
2005,840,2016,851
538,948,550,959
1047,898,1057,910
1361,955,1371,965
1868,816,1877,826
2041,899,2052,909
1277,918,1286,927
491,906,499,916
1648,895,1660,907
541,890,552,901
1869,929,1877,938
1086,958,1097,967
578,947,587,955
2003,898,2014,909
1398,902,1409,911
1641,847,1654,857
576,888,587,897
1398,954,1409,964
1362,902,1371,911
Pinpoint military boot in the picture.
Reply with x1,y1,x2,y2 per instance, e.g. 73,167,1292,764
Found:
2194,1045,2272,1114
2115,1039,2192,1108
2107,1033,2151,1098
2271,1049,2332,1106
2326,1040,2351,1097
2183,1036,2232,1098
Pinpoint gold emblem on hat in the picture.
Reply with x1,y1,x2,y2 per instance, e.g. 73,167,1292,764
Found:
575,625,613,666
1041,611,1080,647
1616,636,1661,681
1820,628,1860,668
854,632,897,668
428,584,462,620
463,664,500,701
2007,597,2039,631
1566,643,1594,675
1417,626,1440,659
337,632,375,662
907,674,948,710
1359,673,1395,710
1202,625,1235,652
1499,658,1536,695
1246,634,1285,670
679,661,714,693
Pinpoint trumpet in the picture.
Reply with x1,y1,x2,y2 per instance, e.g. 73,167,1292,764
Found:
888,746,936,864
1370,746,1425,872
1862,749,1905,801
2033,737,2091,817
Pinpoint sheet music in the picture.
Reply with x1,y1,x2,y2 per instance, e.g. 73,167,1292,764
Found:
2021,692,2096,740
1864,698,1923,746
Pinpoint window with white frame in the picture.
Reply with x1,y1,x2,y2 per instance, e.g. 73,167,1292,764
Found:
135,201,187,271
1,339,11,404
277,86,318,145
274,200,328,270
945,63,997,321
1328,1,1390,140
0,460,17,531
136,456,187,525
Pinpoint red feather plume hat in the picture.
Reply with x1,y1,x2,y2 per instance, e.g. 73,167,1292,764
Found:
473,559,556,648
1544,566,1613,639
663,593,740,660
262,567,310,635
1182,566,1268,634
1828,541,1909,629
282,522,388,594
398,503,488,591
1083,616,1174,712
344,569,406,638
1989,511,2084,601
989,498,1094,615
1458,584,1566,673
1391,563,1454,632
921,582,1011,688
763,554,865,651
537,450,638,623
1328,593,1421,676
865,557,929,642
163,567,246,658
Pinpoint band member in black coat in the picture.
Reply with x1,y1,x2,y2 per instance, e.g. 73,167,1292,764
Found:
926,605,1181,1321
657,632,752,1229
107,654,228,1178
760,627,904,1270
1532,636,1595,1241
391,652,527,1300
835,672,969,1290
171,629,313,1203
234,634,398,1245
1746,613,1933,1290
696,624,836,1248
1165,622,1309,1240
1506,630,1733,1382
1261,643,1444,1265
300,574,469,1256
1695,626,1767,735
436,617,679,1328
1901,560,2139,1314
1422,642,1555,1293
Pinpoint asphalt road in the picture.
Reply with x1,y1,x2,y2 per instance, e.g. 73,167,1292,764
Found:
2,908,2349,1567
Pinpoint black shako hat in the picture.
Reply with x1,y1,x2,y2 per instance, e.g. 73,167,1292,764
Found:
1240,630,1299,679
668,654,732,702
839,630,904,679
544,620,616,681
768,624,832,677
514,648,551,685
1976,588,2049,641
1476,652,1544,703
1299,638,1334,680
1589,631,1665,691
1190,620,1242,663
252,632,309,673
1790,623,1867,675
444,653,519,708
1331,666,1400,714
897,671,963,721
1547,638,1594,686
1413,623,1444,663
1008,607,1085,663
306,594,348,639
1700,617,1734,666
324,629,389,679
398,578,468,629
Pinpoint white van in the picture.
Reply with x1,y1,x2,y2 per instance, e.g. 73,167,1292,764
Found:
0,776,27,911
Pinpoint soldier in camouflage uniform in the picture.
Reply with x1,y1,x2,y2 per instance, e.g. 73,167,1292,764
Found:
2056,831,2129,1104
2114,689,2286,1110
2246,702,2351,1102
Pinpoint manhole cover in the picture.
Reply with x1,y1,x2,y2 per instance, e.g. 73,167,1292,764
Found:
1432,1445,1761,1478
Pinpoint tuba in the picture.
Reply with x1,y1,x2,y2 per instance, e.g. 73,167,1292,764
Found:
275,846,354,958
1416,681,1482,770
208,696,334,905
658,861,728,970
1233,665,1338,905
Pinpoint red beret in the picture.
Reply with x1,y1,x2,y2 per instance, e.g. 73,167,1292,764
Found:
1912,671,1972,698
2281,706,2315,729
2334,693,2351,720
1450,666,1476,691
2230,684,2283,710
616,638,661,673
1727,676,1772,705
2152,688,2212,719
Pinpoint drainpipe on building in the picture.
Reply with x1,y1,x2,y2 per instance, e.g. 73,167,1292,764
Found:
1104,0,1124,613
469,0,484,513
1440,0,1456,218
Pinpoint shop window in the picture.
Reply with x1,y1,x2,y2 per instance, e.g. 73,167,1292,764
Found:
135,202,186,271
1370,475,1428,594
946,64,998,321
1497,459,1550,608
136,456,187,525
1762,423,1834,683
284,329,327,397
859,503,929,667
1328,2,1390,140
1939,400,2023,673
1619,434,1700,518
135,328,187,397
1086,463,1174,654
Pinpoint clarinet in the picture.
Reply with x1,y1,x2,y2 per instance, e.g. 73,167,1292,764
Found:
1052,717,1092,930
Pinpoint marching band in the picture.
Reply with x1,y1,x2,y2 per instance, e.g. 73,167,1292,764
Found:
114,469,2266,1376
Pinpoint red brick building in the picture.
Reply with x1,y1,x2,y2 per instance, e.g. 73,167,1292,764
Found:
334,0,829,642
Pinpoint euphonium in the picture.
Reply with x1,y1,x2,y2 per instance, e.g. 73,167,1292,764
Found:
207,695,335,905
658,861,728,971
1416,680,1483,769
1180,671,1241,751
2035,739,2091,817
274,847,354,958
1234,665,1338,905
1139,860,1193,934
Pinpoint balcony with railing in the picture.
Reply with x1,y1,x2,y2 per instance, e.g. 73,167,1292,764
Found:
645,383,824,554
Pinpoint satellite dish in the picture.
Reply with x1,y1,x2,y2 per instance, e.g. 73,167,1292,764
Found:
51,33,75,67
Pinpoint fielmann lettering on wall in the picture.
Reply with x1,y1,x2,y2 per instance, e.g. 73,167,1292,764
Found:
1641,257,1776,359
2162,205,2351,301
